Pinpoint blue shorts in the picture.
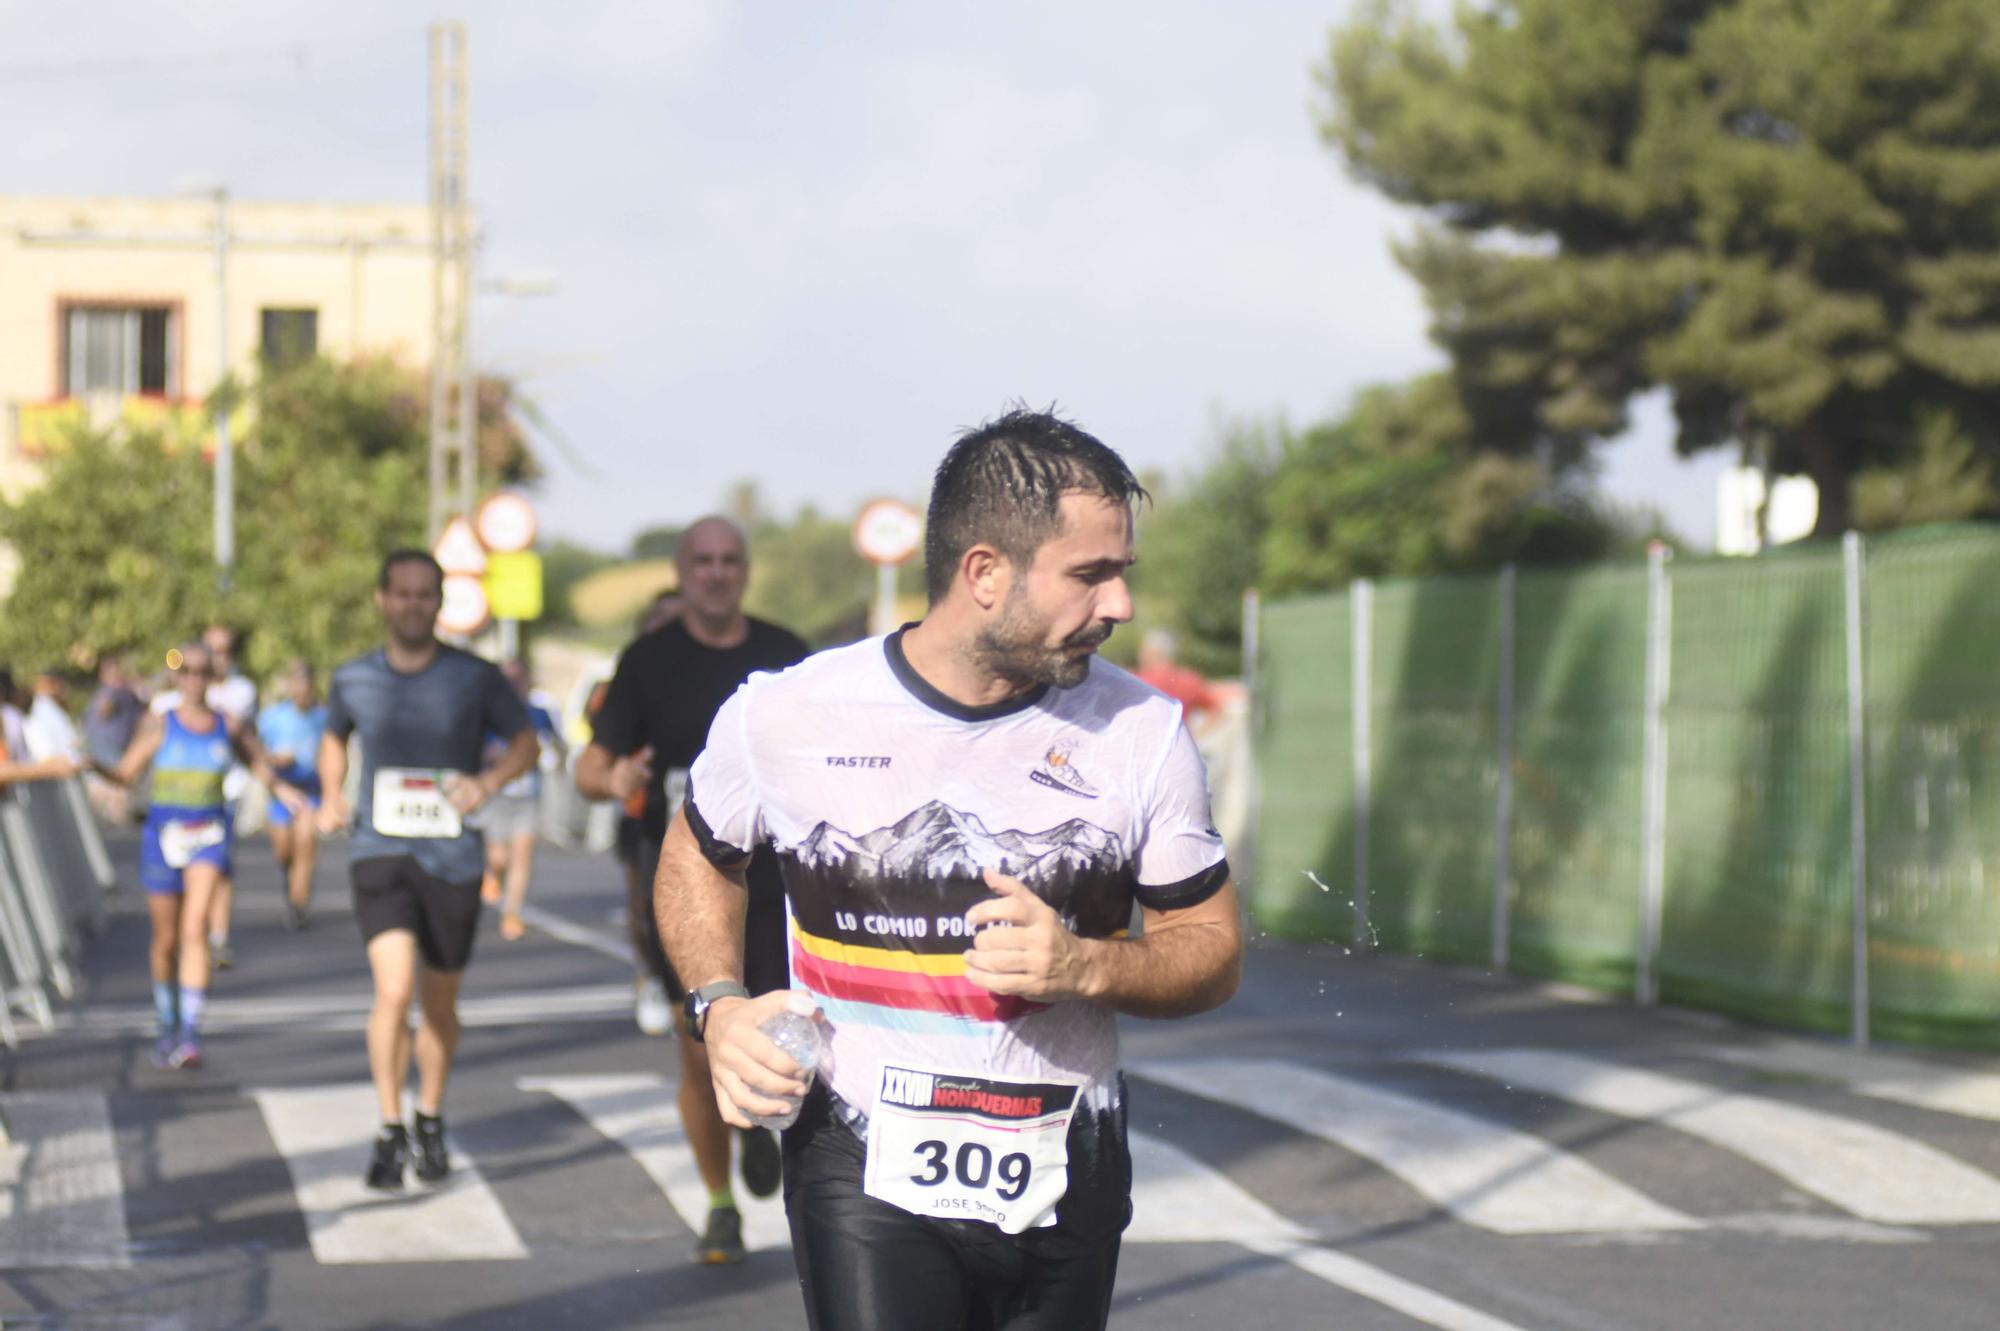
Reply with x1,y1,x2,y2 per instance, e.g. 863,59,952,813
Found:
267,780,323,829
140,811,235,896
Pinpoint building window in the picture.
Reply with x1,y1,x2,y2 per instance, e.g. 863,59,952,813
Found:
260,308,319,371
63,305,174,397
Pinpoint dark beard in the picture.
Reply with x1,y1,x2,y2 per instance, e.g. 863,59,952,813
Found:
974,595,1111,690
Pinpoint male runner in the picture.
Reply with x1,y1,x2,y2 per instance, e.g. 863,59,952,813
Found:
658,409,1242,1330
318,551,538,1190
575,518,806,1263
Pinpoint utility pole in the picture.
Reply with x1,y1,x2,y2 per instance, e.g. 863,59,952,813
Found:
208,186,233,587
428,20,474,541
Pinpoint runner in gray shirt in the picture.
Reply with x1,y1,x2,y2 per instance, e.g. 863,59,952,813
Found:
319,549,537,1191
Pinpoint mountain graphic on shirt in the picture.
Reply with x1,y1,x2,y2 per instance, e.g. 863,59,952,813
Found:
794,800,1122,886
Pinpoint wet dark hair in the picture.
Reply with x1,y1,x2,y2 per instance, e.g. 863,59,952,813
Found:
378,548,444,592
923,406,1148,603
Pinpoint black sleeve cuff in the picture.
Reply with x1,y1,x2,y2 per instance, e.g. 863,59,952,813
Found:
1135,859,1230,912
683,786,752,869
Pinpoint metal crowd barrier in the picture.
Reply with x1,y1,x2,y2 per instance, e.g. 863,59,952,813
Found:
0,776,115,1046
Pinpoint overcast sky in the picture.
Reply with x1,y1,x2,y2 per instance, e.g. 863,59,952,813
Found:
1,0,1726,550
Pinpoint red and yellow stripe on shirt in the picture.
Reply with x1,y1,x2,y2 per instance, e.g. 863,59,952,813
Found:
788,920,1046,1024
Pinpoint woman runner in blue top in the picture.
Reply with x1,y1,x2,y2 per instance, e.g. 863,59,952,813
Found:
257,660,328,930
102,643,308,1069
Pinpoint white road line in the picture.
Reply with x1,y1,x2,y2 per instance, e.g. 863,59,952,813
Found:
515,904,631,962
59,984,634,1037
251,1084,527,1264
1133,1059,1698,1235
0,1092,130,1267
1703,1042,2000,1123
519,1074,790,1253
1419,1049,2000,1226
1127,1131,1532,1331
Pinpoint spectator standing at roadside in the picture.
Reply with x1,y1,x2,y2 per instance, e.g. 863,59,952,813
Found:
84,658,144,822
0,669,81,790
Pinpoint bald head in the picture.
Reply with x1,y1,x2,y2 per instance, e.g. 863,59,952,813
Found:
675,514,751,644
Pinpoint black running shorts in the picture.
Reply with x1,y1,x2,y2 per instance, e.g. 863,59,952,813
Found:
782,1089,1121,1331
351,854,483,972
635,836,790,1002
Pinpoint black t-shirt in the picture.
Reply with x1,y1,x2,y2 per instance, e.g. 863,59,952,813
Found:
591,617,810,840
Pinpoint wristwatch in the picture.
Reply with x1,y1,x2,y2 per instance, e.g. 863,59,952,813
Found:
685,981,751,1042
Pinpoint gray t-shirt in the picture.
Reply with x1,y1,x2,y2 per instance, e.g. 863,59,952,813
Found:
325,645,531,883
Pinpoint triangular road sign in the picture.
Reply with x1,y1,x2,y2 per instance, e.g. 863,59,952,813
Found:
434,515,488,576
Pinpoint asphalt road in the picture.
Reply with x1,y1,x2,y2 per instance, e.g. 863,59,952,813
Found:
2,832,1997,1329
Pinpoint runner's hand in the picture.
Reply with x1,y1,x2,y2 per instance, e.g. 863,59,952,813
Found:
963,870,1095,1003
317,791,352,836
609,745,655,802
704,990,817,1130
444,772,490,815
274,782,310,816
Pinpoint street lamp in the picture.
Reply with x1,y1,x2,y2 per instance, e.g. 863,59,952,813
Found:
177,176,232,588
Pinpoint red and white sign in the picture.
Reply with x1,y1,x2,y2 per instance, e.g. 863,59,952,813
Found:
434,516,488,576
853,498,923,566
476,492,539,554
438,573,491,636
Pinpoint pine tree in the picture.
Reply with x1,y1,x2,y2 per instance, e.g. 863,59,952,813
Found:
1322,0,2000,534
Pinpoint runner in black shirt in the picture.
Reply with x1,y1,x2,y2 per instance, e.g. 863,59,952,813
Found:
576,515,808,1263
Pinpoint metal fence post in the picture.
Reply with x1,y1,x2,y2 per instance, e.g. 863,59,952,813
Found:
1637,542,1672,1004
1492,564,1516,971
1843,530,1871,1048
1240,587,1261,910
1352,579,1373,946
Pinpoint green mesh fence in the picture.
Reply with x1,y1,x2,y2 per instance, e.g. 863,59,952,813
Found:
1366,577,1499,964
1507,566,1649,991
1250,592,1354,943
1249,526,2000,1048
1657,548,1853,1033
1864,528,2000,1044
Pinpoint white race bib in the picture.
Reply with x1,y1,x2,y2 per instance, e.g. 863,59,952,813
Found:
160,817,225,869
663,766,689,816
371,767,464,839
862,1064,1080,1234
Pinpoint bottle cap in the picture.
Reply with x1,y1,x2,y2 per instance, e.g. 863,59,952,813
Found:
785,990,818,1018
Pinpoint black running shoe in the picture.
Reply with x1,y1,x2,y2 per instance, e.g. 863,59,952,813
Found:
412,1113,450,1183
739,1126,781,1199
284,900,309,931
693,1205,745,1265
365,1124,408,1192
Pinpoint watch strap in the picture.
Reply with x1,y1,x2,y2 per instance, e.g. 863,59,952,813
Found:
687,981,752,1042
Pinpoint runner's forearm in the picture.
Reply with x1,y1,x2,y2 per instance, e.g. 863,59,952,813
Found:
653,810,749,990
1077,886,1243,1018
482,730,540,794
317,732,348,798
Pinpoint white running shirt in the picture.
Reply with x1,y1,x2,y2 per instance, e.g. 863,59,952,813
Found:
687,627,1228,1238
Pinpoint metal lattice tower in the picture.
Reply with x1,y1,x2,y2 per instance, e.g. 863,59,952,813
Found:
428,20,474,541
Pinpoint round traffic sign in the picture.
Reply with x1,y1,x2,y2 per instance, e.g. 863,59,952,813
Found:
438,573,491,636
853,498,923,566
476,492,538,554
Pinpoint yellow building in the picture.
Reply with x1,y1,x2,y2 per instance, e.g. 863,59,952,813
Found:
0,193,439,502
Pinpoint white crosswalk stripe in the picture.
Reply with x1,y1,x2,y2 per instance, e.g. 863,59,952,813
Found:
1134,1058,1700,1235
1703,1041,2000,1123
519,1073,792,1253
250,1085,529,1264
0,1092,130,1268
1128,1130,1534,1331
1417,1049,2000,1225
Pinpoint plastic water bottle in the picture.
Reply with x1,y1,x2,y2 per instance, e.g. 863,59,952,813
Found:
748,992,823,1131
